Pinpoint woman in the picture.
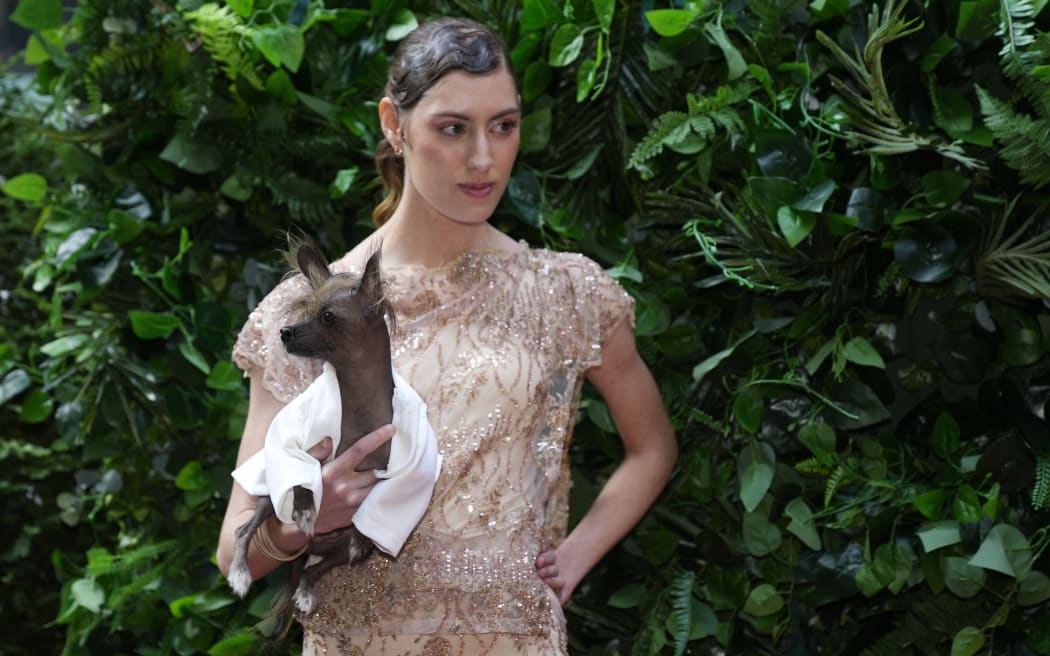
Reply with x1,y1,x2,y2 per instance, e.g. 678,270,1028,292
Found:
216,17,677,655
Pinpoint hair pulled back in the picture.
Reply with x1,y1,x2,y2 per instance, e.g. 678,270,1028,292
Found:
372,17,513,226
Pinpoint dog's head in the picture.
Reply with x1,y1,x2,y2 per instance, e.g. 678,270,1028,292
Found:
279,243,393,361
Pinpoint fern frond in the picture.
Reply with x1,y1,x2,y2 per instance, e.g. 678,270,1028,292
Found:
977,86,1050,188
825,465,848,507
995,0,1050,115
667,571,695,656
1034,455,1050,510
183,3,264,90
795,457,832,477
689,407,730,435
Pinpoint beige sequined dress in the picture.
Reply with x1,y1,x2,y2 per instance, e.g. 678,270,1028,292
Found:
232,242,634,655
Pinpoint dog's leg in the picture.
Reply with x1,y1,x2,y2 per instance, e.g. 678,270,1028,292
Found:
229,497,275,596
291,484,317,536
293,530,375,614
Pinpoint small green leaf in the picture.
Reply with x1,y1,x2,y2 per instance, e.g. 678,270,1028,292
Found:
71,577,105,613
384,8,418,41
565,144,602,180
265,69,299,105
953,485,983,523
227,0,253,17
40,334,90,358
913,488,947,519
917,520,962,552
797,422,835,464
329,168,358,199
2,173,48,202
608,582,648,608
251,24,306,72
129,311,182,340
523,60,552,103
792,178,836,213
1019,571,1050,606
922,170,971,206
951,627,985,656
576,58,598,102
944,556,986,598
549,24,584,67
894,225,959,283
208,631,262,655
20,389,54,423
593,0,614,32
520,106,551,153
0,369,31,406
969,524,1031,578
521,0,560,32
175,460,209,491
742,510,782,556
784,497,821,550
932,411,960,458
703,20,746,80
179,340,211,375
159,134,222,174
743,584,783,617
11,0,63,31
842,337,885,369
737,441,775,512
645,9,694,37
734,388,763,434
777,205,816,247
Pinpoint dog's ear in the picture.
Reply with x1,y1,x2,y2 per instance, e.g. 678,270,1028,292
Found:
360,250,383,301
297,244,331,289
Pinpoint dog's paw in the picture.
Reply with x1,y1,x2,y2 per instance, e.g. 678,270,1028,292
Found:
293,585,316,614
228,560,252,597
293,507,317,536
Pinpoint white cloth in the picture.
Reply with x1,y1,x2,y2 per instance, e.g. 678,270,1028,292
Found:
232,363,441,556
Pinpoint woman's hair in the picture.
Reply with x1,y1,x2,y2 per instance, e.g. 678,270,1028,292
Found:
372,17,514,226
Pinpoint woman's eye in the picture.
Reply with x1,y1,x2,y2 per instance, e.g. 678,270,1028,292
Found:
493,120,518,134
438,123,465,136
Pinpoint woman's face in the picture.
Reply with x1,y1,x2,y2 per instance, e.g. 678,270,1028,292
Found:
388,68,521,227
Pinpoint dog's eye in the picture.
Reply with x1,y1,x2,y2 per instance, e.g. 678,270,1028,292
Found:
321,310,336,326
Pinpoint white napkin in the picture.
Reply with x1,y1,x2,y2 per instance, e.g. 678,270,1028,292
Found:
231,363,441,557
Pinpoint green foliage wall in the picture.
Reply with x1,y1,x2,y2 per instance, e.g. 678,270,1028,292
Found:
2,0,1050,654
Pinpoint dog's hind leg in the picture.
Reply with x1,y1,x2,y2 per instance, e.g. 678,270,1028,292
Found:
293,531,375,613
291,484,317,536
229,497,276,596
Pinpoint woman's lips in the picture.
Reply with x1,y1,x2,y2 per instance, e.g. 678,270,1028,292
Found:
458,183,494,199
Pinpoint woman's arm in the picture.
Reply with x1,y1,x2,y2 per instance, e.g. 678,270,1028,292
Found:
215,374,394,581
536,320,678,604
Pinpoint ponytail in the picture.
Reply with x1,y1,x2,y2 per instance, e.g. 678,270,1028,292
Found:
372,139,404,226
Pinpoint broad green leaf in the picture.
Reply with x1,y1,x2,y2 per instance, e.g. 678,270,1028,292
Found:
953,485,983,523
784,497,821,550
1,173,47,202
521,0,560,32
969,524,1031,578
933,88,974,133
566,144,602,180
894,225,959,283
549,24,584,67
576,58,598,102
1019,571,1050,606
855,564,883,597
179,339,210,375
737,441,775,512
329,168,357,199
176,460,209,491
916,520,962,552
208,631,261,655
227,0,253,17
874,543,913,594
71,577,104,613
693,329,757,382
743,584,783,616
922,170,970,206
593,0,614,32
843,337,885,369
932,411,960,458
11,0,63,31
688,599,718,640
129,311,182,340
40,333,89,357
913,488,947,519
777,206,816,247
798,422,835,464
951,627,985,656
160,134,222,174
944,556,985,598
845,187,884,230
809,0,850,19
733,387,763,434
634,291,671,337
645,9,694,37
703,20,746,80
265,69,299,105
107,208,145,244
827,380,890,429
20,389,54,423
523,61,552,103
0,369,31,406
520,106,551,153
792,179,836,213
384,8,418,41
251,24,305,72
608,582,647,608
921,33,957,72
742,510,781,556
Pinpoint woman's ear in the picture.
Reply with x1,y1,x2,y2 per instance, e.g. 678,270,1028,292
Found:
378,97,402,149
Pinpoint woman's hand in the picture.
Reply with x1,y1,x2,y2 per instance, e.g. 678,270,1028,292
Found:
535,546,577,605
306,424,395,536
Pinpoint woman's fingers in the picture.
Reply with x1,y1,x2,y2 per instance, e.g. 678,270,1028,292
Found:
330,424,396,472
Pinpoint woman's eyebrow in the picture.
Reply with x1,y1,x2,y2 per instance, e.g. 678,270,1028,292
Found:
429,108,521,121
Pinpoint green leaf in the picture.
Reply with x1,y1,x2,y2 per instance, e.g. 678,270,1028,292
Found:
566,144,602,180
0,369,31,407
11,0,63,31
175,461,209,491
521,0,560,32
932,411,960,458
922,170,971,206
944,556,986,597
921,33,957,71
523,60,552,103
208,631,262,655
798,422,835,464
1019,571,1050,606
549,24,584,67
693,329,757,382
576,58,598,102
743,584,783,617
2,172,48,202
608,582,647,608
227,0,253,18
784,497,821,550
737,441,775,512
645,9,695,37
777,206,816,247
953,485,983,523
593,0,614,32
384,8,418,41
874,542,914,594
40,334,90,357
129,311,182,340
792,179,836,213
71,577,104,613
969,524,1032,578
251,24,305,72
827,380,890,429
951,627,985,656
20,389,54,423
894,225,959,283
265,69,299,105
742,510,782,556
916,520,962,552
734,388,763,434
159,134,222,174
520,106,551,153
703,20,746,80
107,208,145,245
329,168,357,199
842,337,885,369
179,340,210,375
913,488,947,519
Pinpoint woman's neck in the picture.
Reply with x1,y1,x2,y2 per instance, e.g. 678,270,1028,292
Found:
372,199,517,269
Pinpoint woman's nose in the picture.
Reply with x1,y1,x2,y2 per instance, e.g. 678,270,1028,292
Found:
467,133,493,171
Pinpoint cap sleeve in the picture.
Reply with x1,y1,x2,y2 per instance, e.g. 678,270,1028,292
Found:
558,253,636,372
231,274,323,403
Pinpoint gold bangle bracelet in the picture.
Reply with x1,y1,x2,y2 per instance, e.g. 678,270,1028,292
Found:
254,518,308,562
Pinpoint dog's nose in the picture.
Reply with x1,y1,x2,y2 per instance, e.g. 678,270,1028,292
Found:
280,327,293,343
